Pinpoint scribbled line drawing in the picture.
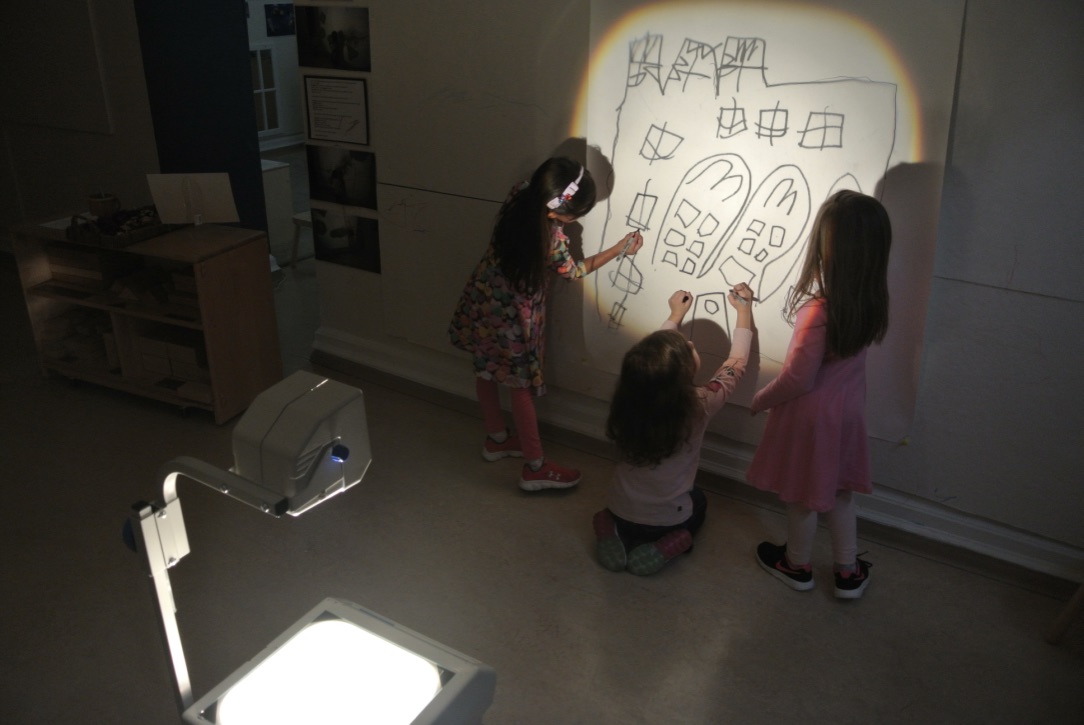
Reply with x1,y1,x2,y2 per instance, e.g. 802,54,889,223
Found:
669,39,721,92
595,28,895,351
719,37,767,93
717,98,747,138
641,123,683,162
653,154,750,276
799,110,845,149
655,160,810,305
627,33,664,89
607,258,643,329
626,180,658,230
756,102,789,145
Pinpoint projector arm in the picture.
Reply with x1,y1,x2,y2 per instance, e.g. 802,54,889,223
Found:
131,457,289,711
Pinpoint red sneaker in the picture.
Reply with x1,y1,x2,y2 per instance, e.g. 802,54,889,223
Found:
519,460,581,491
482,432,523,461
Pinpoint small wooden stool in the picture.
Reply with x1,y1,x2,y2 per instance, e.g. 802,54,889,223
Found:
288,210,312,268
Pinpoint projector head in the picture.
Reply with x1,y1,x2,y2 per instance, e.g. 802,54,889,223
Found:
231,371,371,515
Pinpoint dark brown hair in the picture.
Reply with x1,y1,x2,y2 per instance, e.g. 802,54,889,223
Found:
787,189,892,358
492,157,597,293
606,329,702,467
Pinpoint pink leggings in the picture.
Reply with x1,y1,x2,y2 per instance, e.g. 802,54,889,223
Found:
784,490,858,567
476,378,543,461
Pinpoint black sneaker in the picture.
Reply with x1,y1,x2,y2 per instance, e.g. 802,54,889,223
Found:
756,542,814,591
834,558,872,599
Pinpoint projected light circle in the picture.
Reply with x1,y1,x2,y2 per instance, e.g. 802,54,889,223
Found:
217,620,442,724
572,1,923,376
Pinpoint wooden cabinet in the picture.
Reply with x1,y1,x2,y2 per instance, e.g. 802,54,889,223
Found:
12,221,283,423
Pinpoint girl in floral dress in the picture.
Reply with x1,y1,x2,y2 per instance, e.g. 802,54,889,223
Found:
449,157,642,491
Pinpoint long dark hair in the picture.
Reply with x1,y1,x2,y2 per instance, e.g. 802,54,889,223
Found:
493,157,596,293
786,189,892,358
606,329,702,467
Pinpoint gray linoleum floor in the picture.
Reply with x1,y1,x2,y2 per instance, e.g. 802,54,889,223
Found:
2,171,1082,723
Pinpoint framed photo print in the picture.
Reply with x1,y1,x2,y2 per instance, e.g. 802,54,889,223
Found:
304,75,369,146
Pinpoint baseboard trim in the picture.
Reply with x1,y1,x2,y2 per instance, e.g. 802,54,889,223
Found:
312,328,1084,582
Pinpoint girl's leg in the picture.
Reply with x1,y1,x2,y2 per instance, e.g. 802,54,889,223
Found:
756,500,817,591
825,490,858,568
477,378,522,461
825,490,871,598
509,387,543,462
785,502,819,567
511,387,580,490
475,378,507,436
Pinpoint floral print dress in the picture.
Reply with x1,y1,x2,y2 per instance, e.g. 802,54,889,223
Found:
448,223,586,396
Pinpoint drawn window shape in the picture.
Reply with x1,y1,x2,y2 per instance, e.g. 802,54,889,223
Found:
698,213,720,237
717,100,748,139
627,187,658,230
739,235,756,255
768,225,786,247
609,301,628,329
608,259,644,295
720,255,755,285
755,249,769,262
799,111,845,149
664,228,687,248
689,240,705,258
756,103,789,144
641,123,683,162
681,258,697,275
674,199,701,229
702,297,722,316
662,250,680,267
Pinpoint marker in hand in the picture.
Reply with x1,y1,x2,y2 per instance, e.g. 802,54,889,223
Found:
617,230,641,261
730,285,759,305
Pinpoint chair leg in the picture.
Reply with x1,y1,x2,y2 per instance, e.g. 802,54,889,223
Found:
1046,581,1084,645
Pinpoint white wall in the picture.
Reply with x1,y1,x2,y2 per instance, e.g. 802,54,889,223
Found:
2,1,1078,579
309,0,1084,580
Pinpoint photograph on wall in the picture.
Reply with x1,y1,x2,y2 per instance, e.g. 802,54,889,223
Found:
304,75,369,146
312,207,381,273
306,144,377,209
264,4,295,36
296,6,371,72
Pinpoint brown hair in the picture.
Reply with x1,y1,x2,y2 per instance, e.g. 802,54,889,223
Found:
606,329,702,467
492,157,597,293
787,189,892,358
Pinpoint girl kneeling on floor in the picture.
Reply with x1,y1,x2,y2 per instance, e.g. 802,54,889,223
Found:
593,285,754,575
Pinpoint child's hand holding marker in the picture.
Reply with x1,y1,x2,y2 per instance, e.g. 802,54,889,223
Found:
617,230,643,260
667,289,694,324
728,282,757,306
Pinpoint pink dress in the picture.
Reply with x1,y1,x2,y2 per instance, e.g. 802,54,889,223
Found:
746,298,872,512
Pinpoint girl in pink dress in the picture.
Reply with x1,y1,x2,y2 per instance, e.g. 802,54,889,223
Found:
449,157,643,491
747,190,891,599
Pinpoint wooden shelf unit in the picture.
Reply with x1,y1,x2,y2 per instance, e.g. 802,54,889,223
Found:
12,221,283,424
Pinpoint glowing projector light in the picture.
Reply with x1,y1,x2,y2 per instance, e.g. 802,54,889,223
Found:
185,598,495,725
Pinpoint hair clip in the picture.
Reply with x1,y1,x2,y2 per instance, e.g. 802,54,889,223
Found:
546,166,585,210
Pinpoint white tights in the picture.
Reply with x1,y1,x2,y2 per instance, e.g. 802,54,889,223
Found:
784,491,857,568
